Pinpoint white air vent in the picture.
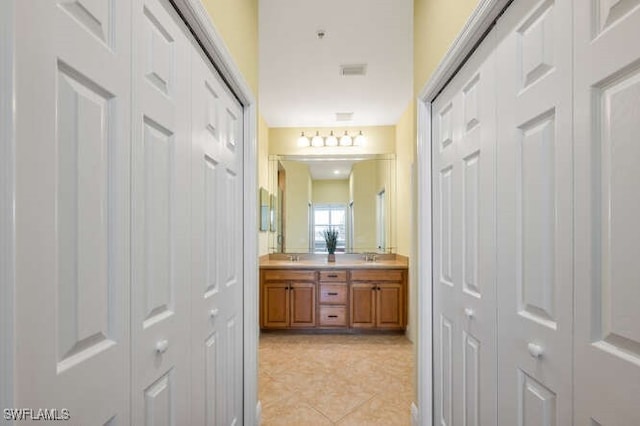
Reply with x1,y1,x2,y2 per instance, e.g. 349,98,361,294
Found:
340,64,367,76
336,112,354,121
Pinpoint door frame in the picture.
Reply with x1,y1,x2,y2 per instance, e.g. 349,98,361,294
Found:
170,1,260,424
0,0,16,420
415,1,509,424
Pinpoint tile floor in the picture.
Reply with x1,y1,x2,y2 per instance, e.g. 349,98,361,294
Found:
259,333,415,425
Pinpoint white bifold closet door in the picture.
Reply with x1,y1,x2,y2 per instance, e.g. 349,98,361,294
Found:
496,0,574,424
573,0,640,424
14,0,132,423
190,36,245,426
432,28,498,426
131,0,192,423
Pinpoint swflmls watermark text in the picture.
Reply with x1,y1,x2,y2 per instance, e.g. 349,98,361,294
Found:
4,408,70,421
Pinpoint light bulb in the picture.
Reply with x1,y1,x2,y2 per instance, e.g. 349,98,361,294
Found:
354,130,366,146
325,131,338,146
297,131,310,147
339,131,352,146
311,131,324,147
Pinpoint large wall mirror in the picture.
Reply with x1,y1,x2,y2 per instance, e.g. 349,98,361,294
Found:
268,154,396,254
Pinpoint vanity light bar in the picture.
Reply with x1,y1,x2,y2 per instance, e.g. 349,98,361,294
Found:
296,130,366,148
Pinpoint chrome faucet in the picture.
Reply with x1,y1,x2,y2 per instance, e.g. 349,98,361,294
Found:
363,253,377,262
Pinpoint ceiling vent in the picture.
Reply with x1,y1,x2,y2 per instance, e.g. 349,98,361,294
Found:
335,112,354,122
340,64,367,76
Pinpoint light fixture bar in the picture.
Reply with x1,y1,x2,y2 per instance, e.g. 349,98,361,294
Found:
296,130,364,148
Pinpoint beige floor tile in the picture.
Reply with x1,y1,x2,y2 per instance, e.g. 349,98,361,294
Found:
296,375,375,422
259,333,415,425
336,395,413,426
261,395,333,426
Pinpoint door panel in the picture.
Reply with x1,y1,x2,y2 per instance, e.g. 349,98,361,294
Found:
14,1,131,422
261,283,289,328
190,42,245,426
290,283,316,327
574,0,640,423
376,283,404,328
350,283,376,328
131,0,190,424
496,0,573,423
432,28,497,426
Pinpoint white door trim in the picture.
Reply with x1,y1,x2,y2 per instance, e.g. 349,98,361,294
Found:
157,1,259,424
0,0,16,421
415,1,509,424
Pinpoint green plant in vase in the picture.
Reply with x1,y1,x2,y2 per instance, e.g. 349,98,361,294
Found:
323,228,339,262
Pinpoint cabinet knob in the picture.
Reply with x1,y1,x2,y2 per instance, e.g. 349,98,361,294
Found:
155,339,169,354
210,308,220,319
527,342,544,358
464,308,474,319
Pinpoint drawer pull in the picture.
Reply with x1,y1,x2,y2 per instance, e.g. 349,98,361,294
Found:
327,292,338,296
328,315,338,318
327,274,338,278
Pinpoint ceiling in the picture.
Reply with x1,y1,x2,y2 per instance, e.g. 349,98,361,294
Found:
306,159,355,180
259,0,413,128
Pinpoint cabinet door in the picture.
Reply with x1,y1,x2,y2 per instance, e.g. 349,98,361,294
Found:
262,282,289,328
376,283,404,329
350,283,376,328
290,282,316,327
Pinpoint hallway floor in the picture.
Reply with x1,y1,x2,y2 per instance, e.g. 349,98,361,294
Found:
259,333,415,425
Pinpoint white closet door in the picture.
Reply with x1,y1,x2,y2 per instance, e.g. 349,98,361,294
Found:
14,0,131,423
496,0,573,424
574,0,640,424
190,45,245,426
432,29,497,426
131,0,191,423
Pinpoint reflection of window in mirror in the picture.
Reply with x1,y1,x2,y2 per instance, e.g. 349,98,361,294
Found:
269,194,277,232
311,204,347,253
259,187,269,232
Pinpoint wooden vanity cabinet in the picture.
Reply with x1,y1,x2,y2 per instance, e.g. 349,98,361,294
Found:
261,270,316,328
350,270,405,330
260,266,406,331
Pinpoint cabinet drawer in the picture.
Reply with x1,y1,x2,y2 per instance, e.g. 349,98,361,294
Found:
350,269,403,282
319,284,347,305
319,306,347,327
319,270,347,282
263,270,316,282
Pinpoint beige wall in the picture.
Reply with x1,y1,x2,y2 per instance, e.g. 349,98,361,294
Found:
414,0,480,95
350,161,378,252
394,102,415,257
312,180,350,204
269,126,395,156
201,0,259,95
282,161,311,252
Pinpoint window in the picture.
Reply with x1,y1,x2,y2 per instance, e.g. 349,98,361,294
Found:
312,204,347,253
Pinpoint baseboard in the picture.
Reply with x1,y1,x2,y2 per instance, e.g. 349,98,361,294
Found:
411,402,419,426
256,400,262,425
